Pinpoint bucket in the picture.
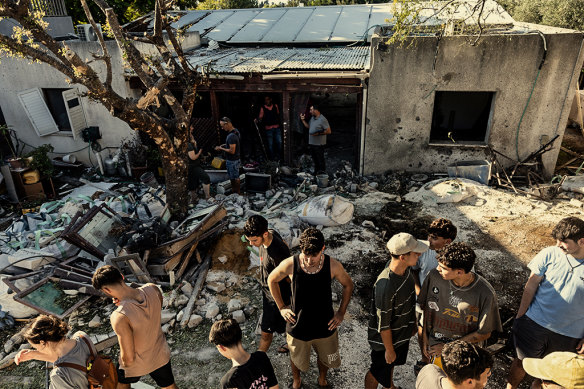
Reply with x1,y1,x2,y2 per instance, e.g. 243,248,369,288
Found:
447,160,492,185
140,171,159,188
316,174,329,188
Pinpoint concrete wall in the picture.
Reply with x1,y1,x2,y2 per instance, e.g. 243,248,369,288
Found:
364,30,584,177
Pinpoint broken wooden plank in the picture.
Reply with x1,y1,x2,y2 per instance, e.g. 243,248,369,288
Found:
111,253,153,284
180,255,211,328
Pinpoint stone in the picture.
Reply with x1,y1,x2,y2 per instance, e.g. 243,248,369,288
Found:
63,290,79,296
188,314,203,328
177,309,184,322
161,324,170,334
227,299,242,313
362,220,376,229
243,305,255,317
232,310,245,324
205,303,220,319
196,298,206,306
570,198,584,208
214,314,223,322
350,183,358,193
369,182,379,189
175,294,189,307
253,200,267,209
180,282,194,296
218,255,228,264
206,282,226,294
265,190,275,198
226,274,239,287
215,194,227,201
161,310,175,324
296,192,307,200
88,315,101,328
331,292,338,302
309,184,318,193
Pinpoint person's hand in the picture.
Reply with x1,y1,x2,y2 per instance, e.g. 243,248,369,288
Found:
280,307,296,324
328,311,345,330
385,348,397,364
577,338,584,354
254,118,258,123
214,146,221,151
421,337,430,359
428,343,445,357
300,113,305,120
14,349,35,365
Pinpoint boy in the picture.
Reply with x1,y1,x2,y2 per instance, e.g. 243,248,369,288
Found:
210,318,279,389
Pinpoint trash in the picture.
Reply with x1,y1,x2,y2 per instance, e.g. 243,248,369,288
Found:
405,178,481,204
562,175,584,194
298,195,354,227
316,174,329,188
447,160,492,185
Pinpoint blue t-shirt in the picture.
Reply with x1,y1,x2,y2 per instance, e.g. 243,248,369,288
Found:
526,246,584,339
413,248,438,287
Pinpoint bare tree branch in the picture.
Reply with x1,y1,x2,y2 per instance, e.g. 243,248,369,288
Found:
80,0,113,86
136,77,170,109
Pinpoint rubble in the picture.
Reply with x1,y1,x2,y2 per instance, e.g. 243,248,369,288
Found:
232,310,245,324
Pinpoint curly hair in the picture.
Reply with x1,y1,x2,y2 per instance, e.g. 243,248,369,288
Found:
552,217,584,242
209,318,241,348
428,218,457,241
23,315,69,345
92,265,124,290
243,215,268,238
437,242,476,273
299,228,325,256
442,340,493,385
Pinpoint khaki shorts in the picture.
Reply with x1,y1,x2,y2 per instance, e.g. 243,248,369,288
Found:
286,330,341,372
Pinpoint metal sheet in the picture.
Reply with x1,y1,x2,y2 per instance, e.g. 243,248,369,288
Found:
330,5,373,41
187,10,235,34
295,6,342,42
171,10,210,30
206,9,262,42
229,9,287,43
260,8,314,42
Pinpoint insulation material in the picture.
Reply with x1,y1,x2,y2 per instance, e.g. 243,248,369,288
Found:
298,195,354,226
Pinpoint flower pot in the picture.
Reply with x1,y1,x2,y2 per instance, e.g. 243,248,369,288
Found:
8,158,24,169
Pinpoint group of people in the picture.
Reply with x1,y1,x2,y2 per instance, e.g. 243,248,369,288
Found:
12,214,584,389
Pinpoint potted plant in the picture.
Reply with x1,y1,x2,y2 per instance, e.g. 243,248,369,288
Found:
123,138,148,179
1,124,25,169
25,144,54,179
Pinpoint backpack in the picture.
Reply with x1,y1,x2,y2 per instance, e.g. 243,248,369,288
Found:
56,335,118,389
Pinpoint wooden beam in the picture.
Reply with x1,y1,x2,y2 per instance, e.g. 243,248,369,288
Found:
180,255,211,328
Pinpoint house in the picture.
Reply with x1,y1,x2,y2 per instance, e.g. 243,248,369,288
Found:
1,1,582,178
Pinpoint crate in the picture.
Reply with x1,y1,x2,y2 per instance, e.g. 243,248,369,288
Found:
245,173,271,193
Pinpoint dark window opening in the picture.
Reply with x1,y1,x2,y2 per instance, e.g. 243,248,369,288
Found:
42,88,72,131
430,91,494,144
67,98,80,109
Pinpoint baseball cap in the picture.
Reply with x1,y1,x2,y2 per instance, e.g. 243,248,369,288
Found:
387,233,429,255
523,352,584,389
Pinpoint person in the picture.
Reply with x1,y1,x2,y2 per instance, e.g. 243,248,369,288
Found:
14,315,93,389
522,352,584,389
268,228,354,389
210,318,279,389
418,242,502,368
506,217,584,389
416,340,494,389
243,215,291,353
299,105,331,175
92,265,178,389
365,232,429,389
187,126,211,202
255,96,281,161
413,218,457,369
215,117,241,195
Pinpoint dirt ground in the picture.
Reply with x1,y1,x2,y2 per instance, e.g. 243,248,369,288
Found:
1,177,583,389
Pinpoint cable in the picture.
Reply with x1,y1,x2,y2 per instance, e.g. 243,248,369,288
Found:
0,254,58,275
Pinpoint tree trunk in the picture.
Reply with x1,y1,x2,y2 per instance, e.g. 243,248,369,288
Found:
160,148,189,219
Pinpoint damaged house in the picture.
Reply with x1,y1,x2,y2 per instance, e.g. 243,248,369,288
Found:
0,0,582,178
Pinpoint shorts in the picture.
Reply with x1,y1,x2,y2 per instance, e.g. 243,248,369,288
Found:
369,343,410,388
117,360,175,387
226,159,241,180
287,330,341,372
188,165,211,190
512,315,581,360
261,294,287,334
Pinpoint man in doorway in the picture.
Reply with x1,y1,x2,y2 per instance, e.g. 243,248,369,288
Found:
215,117,241,195
268,228,354,389
92,265,178,389
243,215,291,354
418,242,502,367
506,217,584,389
300,105,331,175
365,233,429,389
416,340,494,389
255,96,282,161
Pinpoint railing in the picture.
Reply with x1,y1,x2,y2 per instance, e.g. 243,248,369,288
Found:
29,0,68,17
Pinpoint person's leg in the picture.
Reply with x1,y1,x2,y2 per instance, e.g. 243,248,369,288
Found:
318,146,326,173
364,370,379,389
162,384,178,389
309,145,319,174
506,316,548,389
150,360,178,389
317,358,329,387
231,179,241,195
202,184,210,199
417,325,429,364
117,384,130,389
265,128,274,160
189,190,198,204
273,127,282,161
507,358,526,389
258,331,274,352
291,359,302,389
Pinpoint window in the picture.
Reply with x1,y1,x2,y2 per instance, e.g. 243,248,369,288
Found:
18,87,87,139
430,91,495,145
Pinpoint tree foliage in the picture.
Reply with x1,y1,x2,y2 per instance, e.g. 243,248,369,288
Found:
197,0,257,10
501,0,584,31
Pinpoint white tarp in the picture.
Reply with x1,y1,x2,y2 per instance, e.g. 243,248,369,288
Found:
298,195,354,226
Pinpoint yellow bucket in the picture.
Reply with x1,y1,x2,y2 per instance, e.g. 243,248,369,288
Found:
211,157,226,169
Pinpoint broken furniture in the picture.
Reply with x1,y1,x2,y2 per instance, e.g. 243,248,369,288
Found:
245,173,272,193
9,166,55,200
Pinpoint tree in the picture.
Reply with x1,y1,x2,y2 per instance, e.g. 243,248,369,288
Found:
507,0,584,31
197,0,257,10
0,0,202,218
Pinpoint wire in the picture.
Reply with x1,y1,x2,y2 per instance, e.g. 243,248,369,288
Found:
0,254,58,275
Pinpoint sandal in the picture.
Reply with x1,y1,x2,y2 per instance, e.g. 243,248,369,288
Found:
277,343,289,354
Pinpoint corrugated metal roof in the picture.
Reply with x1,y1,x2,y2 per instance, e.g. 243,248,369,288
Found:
186,46,371,74
172,1,513,44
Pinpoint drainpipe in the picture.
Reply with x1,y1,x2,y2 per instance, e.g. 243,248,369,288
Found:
359,80,368,175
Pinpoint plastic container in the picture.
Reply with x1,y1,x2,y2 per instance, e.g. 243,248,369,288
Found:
447,160,492,185
140,171,159,188
316,174,329,188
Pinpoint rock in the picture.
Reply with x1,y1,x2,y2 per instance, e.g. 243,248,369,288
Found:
188,314,203,328
206,282,226,294
253,200,267,209
227,299,242,313
215,314,223,321
196,298,206,306
63,290,79,296
4,331,24,353
243,305,255,317
570,198,584,208
369,182,379,189
309,184,318,193
88,315,101,328
362,220,376,229
177,309,184,322
161,310,175,324
350,183,357,193
215,194,227,201
232,310,245,324
0,351,18,370
180,282,194,296
226,275,239,287
331,292,338,302
218,255,228,264
297,193,307,200
205,303,220,319
161,324,170,334
265,190,275,198
175,294,189,307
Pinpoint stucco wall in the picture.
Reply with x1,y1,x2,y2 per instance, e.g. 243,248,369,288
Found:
364,31,584,177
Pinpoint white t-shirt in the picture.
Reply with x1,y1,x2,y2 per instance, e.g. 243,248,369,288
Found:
416,364,446,389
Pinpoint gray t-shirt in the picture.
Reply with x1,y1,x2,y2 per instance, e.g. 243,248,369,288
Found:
51,332,91,389
413,248,438,287
416,364,446,389
308,115,330,146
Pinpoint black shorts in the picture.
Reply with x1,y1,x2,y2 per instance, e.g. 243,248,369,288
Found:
261,294,287,334
117,360,175,387
512,315,581,360
188,165,211,190
369,343,409,388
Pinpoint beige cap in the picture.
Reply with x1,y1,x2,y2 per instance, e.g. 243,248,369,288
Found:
523,352,584,389
387,233,429,255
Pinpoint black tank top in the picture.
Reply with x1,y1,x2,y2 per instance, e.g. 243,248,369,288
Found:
262,105,279,126
287,254,334,341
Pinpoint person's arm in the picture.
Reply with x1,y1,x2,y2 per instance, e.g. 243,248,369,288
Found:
268,257,295,323
380,329,396,364
413,269,422,296
14,348,53,364
328,258,354,330
299,113,309,128
577,339,584,354
516,272,543,318
111,312,136,367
